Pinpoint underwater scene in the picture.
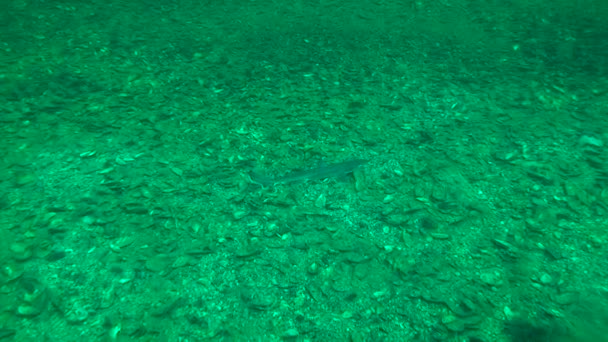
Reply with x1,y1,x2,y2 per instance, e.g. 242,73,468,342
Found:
1,0,608,341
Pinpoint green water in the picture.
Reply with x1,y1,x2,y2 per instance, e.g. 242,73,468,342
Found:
1,0,607,341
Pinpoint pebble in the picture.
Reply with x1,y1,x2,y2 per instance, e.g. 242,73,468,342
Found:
480,270,502,286
145,254,172,273
539,273,553,285
282,328,299,337
10,243,32,261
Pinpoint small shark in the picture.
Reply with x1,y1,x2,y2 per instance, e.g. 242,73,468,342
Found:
250,159,368,186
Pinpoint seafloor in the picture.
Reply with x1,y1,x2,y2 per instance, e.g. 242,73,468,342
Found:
1,0,608,341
